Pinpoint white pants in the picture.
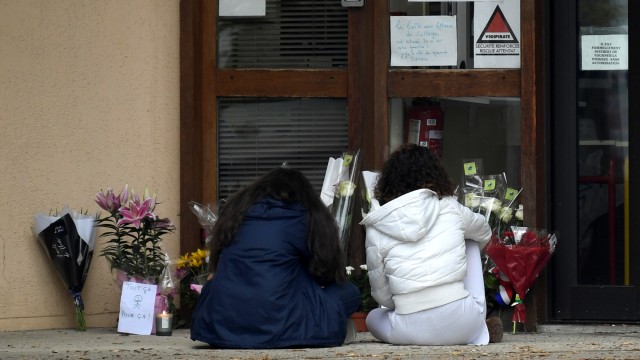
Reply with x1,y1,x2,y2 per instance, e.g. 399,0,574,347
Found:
366,240,489,345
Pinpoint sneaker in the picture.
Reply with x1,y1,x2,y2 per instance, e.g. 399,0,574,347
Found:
486,316,503,343
344,318,357,345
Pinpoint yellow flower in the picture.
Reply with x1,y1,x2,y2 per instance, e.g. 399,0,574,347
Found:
195,248,209,261
176,254,190,269
189,257,202,268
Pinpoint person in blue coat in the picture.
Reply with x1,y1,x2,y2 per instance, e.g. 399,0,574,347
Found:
191,167,361,348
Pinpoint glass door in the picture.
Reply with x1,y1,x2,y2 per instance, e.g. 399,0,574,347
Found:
551,0,638,320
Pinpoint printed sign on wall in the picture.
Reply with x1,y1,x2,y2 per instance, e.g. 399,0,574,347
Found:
390,16,458,67
474,0,520,68
581,35,628,71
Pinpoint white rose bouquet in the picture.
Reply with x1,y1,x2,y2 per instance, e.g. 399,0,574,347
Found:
321,150,361,252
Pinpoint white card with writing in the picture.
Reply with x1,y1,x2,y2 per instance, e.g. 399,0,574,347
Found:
117,282,157,335
390,16,458,67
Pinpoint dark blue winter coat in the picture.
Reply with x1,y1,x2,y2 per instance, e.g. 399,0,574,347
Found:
190,198,348,348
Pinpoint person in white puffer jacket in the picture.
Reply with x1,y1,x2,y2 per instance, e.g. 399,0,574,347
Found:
360,144,502,345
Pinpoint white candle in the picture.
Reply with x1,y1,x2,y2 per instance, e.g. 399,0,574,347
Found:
155,311,173,336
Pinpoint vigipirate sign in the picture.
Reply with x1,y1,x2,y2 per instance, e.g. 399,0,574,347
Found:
474,1,520,68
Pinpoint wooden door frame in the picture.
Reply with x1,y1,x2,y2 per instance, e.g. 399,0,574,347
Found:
180,0,545,325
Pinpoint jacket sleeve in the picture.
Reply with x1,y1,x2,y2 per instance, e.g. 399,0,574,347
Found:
365,240,395,309
458,202,492,249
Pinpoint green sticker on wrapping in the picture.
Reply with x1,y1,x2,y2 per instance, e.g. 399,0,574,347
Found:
343,154,353,166
464,162,477,175
505,187,518,201
484,179,496,191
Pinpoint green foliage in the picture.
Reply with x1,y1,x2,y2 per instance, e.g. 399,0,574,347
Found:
97,214,171,280
347,265,378,312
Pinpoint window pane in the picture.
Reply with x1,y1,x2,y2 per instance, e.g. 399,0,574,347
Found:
218,0,348,69
389,96,521,190
577,0,628,285
217,98,349,200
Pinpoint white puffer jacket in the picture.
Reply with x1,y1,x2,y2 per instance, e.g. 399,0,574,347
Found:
360,189,491,315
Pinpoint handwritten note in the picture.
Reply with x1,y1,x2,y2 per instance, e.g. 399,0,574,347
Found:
49,223,71,258
117,281,158,335
390,16,457,67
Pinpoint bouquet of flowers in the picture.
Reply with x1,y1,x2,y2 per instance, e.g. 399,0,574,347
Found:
94,184,176,330
176,248,210,309
33,206,97,331
188,201,220,245
484,227,557,333
321,150,361,252
455,159,525,233
346,265,377,313
456,160,531,319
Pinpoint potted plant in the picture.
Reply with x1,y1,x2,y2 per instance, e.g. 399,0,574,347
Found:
346,264,377,332
94,184,177,327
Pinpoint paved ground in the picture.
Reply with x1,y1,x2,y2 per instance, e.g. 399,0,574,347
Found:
1,324,640,359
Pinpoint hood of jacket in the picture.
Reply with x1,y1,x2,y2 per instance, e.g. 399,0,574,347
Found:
360,188,440,243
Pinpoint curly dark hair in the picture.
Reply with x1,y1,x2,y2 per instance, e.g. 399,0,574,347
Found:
208,167,346,285
374,144,454,205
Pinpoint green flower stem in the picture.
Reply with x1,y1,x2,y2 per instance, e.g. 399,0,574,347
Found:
76,305,86,331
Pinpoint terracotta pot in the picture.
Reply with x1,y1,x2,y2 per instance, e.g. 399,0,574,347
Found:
350,311,368,332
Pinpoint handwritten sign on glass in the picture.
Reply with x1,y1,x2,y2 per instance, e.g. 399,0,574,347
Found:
117,281,158,335
390,16,457,67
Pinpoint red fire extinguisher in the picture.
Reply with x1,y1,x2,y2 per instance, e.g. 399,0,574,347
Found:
404,98,444,157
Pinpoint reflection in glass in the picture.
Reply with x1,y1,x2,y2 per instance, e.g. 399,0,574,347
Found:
576,0,628,285
390,97,521,191
217,98,348,200
218,0,347,69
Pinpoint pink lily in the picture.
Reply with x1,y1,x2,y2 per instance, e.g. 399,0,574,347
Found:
153,217,176,230
95,188,119,213
130,189,142,206
143,187,157,212
117,198,157,228
118,184,129,209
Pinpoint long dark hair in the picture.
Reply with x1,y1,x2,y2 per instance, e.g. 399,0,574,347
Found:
208,167,346,284
375,144,454,205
